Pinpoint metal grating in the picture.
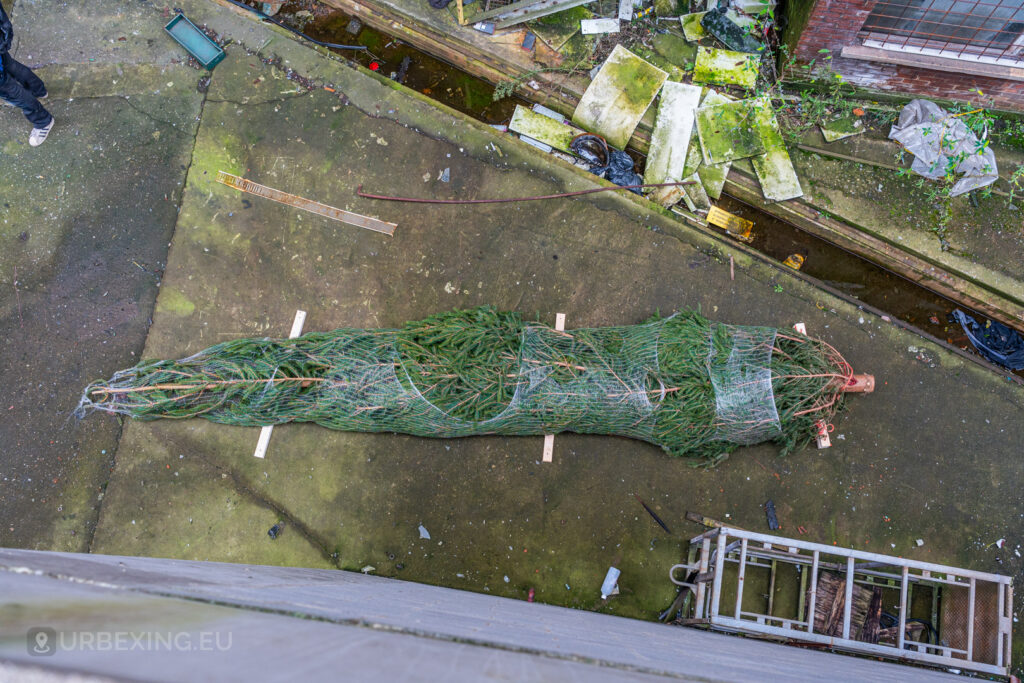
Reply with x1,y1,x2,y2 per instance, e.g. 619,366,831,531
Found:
860,0,1024,65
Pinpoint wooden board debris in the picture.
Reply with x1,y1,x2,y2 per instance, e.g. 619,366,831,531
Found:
217,172,397,235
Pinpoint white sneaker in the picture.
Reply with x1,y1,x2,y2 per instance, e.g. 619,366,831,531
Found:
29,118,54,147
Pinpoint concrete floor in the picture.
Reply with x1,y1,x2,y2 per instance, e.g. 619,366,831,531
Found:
2,0,1023,671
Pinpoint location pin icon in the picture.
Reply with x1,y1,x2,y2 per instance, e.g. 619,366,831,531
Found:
35,630,48,652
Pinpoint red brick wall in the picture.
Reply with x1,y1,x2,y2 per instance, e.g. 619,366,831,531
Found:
791,0,1024,113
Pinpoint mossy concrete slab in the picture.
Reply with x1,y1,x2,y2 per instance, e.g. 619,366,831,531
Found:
572,45,668,149
643,82,702,199
820,112,865,143
695,97,765,164
509,105,583,152
692,46,759,89
650,32,697,69
694,89,734,199
629,44,689,84
681,12,708,41
750,96,803,201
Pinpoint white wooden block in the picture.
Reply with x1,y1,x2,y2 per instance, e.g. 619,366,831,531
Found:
253,309,308,459
618,0,633,21
543,313,567,463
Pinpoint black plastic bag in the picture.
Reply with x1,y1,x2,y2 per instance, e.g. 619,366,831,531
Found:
951,309,1024,370
569,134,643,195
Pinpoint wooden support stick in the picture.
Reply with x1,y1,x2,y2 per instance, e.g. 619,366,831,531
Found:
542,313,566,463
254,309,307,459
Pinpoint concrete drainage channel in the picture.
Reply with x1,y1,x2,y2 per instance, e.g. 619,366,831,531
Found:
245,0,1022,381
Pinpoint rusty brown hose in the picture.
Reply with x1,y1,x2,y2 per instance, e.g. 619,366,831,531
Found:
355,181,693,205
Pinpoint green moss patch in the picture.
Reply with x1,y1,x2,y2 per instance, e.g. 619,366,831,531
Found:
695,97,765,164
692,46,759,89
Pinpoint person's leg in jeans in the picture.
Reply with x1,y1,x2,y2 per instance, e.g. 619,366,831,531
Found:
2,52,47,98
0,52,51,128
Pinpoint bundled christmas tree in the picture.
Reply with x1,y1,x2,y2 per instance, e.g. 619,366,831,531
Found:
79,306,870,463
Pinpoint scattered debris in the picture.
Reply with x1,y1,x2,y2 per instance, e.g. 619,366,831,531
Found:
915,539,924,547
951,309,1024,370
394,55,412,84
700,7,763,53
528,587,535,602
569,134,644,193
345,18,363,35
267,523,283,539
783,253,805,270
572,45,668,150
600,566,621,599
633,494,672,533
439,167,451,183
165,12,227,70
815,419,832,448
361,565,376,573
706,205,753,242
889,99,998,197
764,500,780,530
418,524,431,539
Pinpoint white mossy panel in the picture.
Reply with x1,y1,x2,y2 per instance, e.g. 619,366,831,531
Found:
750,96,803,201
643,82,703,194
509,105,584,152
695,97,766,165
572,45,668,150
694,89,734,200
581,18,620,35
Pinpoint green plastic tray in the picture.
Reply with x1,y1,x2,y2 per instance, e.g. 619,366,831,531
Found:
165,14,225,70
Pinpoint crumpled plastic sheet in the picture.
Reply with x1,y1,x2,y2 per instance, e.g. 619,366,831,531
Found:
889,99,998,197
